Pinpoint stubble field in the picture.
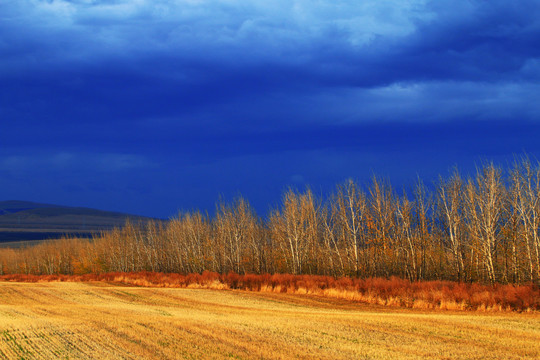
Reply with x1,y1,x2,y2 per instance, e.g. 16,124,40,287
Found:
0,281,539,359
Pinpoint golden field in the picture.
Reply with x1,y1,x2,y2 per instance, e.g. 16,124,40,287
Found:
0,282,539,359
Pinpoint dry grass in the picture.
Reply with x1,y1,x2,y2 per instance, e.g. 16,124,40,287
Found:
0,281,539,359
2,272,538,312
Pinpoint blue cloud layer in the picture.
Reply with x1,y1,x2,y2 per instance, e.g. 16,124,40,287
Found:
1,0,539,216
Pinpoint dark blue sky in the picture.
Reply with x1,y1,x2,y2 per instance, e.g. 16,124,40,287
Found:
1,0,540,218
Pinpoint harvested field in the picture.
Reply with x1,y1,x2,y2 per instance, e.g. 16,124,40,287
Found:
0,282,539,359
2,272,538,312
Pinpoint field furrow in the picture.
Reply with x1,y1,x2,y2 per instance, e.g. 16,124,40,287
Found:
0,282,538,359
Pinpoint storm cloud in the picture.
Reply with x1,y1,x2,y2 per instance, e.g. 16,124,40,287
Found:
1,0,539,216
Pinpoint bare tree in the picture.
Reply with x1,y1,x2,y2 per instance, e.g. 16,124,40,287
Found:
368,176,396,277
438,170,466,281
270,189,320,274
510,156,540,283
214,198,260,274
464,164,504,284
396,193,418,281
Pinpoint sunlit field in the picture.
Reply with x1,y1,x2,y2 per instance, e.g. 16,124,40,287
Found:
1,281,539,359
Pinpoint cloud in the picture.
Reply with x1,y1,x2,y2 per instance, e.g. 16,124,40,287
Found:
0,152,151,175
1,0,424,68
2,1,538,114
3,1,539,77
1,1,539,217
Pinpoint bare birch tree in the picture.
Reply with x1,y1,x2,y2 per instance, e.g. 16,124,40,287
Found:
510,157,540,283
438,170,466,281
270,189,320,274
464,164,504,284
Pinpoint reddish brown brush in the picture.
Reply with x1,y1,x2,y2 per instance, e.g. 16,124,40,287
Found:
1,272,538,312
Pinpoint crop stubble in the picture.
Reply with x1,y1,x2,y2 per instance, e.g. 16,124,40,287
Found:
0,282,539,359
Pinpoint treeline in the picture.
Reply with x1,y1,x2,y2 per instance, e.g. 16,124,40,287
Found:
1,158,540,285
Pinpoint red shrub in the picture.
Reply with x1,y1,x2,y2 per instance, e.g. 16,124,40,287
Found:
1,272,538,312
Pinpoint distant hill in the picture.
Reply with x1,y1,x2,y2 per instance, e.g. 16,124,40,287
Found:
0,200,158,243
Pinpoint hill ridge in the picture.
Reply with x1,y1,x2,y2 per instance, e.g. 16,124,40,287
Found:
0,200,159,244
